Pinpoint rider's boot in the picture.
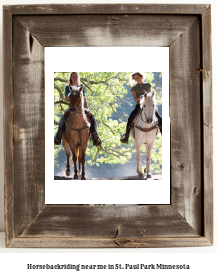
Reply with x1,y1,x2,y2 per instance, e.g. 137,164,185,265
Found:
54,124,65,145
54,131,62,145
120,126,131,144
90,132,101,146
90,128,101,146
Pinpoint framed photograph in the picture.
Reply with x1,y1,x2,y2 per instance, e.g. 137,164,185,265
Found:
4,4,213,247
46,47,169,205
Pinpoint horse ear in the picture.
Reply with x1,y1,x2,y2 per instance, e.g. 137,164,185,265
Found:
79,85,83,92
69,84,74,91
152,91,155,97
144,92,147,98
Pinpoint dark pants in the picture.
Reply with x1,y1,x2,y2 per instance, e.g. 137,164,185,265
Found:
126,104,140,130
126,104,162,130
155,110,162,128
89,113,97,133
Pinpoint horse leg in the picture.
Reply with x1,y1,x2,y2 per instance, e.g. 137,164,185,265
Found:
135,142,143,177
146,141,154,178
78,161,81,177
71,146,79,179
143,143,147,173
78,146,82,177
63,140,70,176
80,149,86,180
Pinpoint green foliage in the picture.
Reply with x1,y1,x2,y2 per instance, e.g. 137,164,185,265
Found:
150,134,162,173
54,72,162,174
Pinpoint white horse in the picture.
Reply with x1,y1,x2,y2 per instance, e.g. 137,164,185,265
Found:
131,91,159,179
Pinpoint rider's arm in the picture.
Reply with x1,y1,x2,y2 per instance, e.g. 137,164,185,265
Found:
65,85,70,102
132,90,142,103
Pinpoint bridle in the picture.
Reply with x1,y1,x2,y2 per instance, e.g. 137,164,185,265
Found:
65,89,90,146
69,98,83,116
140,111,148,123
68,90,83,116
133,102,158,134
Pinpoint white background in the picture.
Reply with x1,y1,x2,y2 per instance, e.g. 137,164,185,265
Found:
46,47,170,204
0,0,216,277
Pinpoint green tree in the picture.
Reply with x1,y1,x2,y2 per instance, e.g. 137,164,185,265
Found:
54,72,162,173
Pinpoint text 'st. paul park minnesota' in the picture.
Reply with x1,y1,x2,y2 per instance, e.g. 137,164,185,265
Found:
54,72,162,181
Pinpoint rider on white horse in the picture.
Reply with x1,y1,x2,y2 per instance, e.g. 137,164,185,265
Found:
120,72,162,144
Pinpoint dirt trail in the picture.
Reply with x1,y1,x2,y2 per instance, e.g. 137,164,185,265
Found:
54,174,162,180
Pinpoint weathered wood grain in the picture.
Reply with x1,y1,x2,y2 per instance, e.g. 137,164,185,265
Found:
3,4,207,15
204,125,213,244
201,6,213,244
202,6,212,129
16,15,197,47
8,236,212,248
3,4,213,248
170,17,202,234
3,6,14,247
20,205,198,238
12,17,45,237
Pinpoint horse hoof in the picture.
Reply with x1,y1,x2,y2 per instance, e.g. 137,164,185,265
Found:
147,173,152,178
74,175,78,179
81,176,86,180
66,170,70,176
138,173,144,178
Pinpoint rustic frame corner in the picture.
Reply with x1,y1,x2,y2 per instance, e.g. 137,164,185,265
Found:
4,4,213,248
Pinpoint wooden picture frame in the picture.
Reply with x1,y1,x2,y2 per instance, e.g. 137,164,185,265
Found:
3,4,213,248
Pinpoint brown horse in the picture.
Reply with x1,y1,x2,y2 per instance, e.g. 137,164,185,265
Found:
62,85,90,180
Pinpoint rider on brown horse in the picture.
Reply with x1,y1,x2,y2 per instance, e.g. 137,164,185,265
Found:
54,72,101,146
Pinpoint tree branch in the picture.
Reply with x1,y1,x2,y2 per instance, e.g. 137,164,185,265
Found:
91,147,100,164
100,147,130,158
105,147,132,156
54,77,68,83
101,122,115,134
108,103,124,120
54,100,69,105
54,84,65,100
81,78,109,87
80,80,95,94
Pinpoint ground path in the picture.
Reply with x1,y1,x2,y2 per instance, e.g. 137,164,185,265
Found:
54,174,162,180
